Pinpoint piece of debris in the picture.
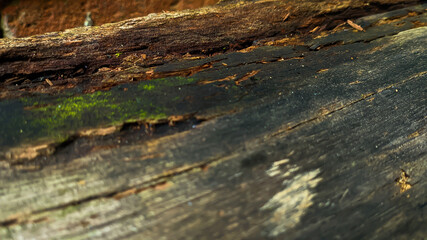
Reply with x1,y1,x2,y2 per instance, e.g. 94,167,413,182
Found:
316,69,329,73
395,169,412,193
84,12,94,27
282,12,290,22
309,26,319,33
168,115,186,126
346,19,365,32
1,14,16,38
45,79,53,86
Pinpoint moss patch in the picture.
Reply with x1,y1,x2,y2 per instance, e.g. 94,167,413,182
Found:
0,76,200,149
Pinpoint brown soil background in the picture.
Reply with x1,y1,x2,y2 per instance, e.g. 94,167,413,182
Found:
1,0,218,38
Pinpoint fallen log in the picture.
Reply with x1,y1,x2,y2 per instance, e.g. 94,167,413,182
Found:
0,0,426,239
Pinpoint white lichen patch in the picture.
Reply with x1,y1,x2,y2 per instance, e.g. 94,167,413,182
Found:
261,169,322,237
265,158,299,178
265,158,289,177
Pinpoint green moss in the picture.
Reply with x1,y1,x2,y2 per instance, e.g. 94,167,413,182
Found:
142,84,155,90
1,87,169,148
35,91,111,119
0,75,202,148
137,76,198,90
33,90,165,128
172,76,198,85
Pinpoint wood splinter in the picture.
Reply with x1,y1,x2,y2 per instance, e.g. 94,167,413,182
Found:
347,19,365,32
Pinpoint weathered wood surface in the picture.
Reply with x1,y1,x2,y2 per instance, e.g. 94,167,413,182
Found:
0,1,426,239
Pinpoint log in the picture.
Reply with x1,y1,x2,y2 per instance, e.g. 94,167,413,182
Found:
0,0,426,239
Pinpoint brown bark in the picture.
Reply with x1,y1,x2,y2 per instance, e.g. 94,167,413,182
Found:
0,0,419,83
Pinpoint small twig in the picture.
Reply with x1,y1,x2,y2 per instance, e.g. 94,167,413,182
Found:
346,19,365,32
282,12,290,22
45,79,53,86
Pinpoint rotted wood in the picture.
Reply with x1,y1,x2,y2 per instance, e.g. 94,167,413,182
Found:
0,0,426,239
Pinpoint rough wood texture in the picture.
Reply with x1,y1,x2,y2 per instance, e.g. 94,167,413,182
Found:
0,0,420,80
0,1,426,239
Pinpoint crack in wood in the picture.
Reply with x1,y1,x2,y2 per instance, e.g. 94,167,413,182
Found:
269,71,425,138
137,60,223,81
0,154,225,228
235,70,260,86
3,114,207,167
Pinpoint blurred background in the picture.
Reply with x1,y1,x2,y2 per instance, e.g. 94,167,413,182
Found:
0,0,219,38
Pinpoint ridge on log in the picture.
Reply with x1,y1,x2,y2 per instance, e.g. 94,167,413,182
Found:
0,0,426,239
